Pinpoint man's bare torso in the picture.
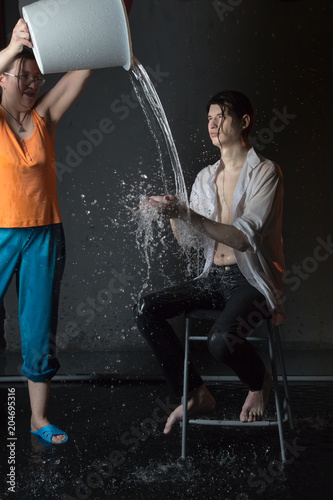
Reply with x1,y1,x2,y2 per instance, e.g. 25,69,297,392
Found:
213,164,242,266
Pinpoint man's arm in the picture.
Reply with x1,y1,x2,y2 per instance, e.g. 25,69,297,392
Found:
149,196,249,252
185,210,249,252
149,162,282,253
169,218,182,242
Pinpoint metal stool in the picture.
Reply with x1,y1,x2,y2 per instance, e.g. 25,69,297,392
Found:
181,309,294,462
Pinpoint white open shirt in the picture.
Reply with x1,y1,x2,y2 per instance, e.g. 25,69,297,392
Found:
189,147,286,318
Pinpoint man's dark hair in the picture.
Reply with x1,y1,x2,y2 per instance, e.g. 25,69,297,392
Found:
206,90,254,142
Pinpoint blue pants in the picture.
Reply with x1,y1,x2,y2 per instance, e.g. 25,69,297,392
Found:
0,224,65,382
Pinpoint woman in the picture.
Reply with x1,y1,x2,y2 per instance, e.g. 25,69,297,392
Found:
0,19,92,444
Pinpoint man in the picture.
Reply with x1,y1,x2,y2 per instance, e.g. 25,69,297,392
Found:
134,90,285,434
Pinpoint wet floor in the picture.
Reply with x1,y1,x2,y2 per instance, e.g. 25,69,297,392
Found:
0,381,332,500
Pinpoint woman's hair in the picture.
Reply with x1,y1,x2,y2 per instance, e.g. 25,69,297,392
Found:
0,47,36,103
206,90,254,141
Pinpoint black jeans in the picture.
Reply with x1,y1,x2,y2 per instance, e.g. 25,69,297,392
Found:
134,264,269,396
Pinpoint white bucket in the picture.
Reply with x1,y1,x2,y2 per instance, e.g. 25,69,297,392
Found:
22,0,133,74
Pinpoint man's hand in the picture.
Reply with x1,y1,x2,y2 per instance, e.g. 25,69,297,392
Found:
146,195,184,218
271,311,285,326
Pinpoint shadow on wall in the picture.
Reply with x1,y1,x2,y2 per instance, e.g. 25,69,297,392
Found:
0,0,6,48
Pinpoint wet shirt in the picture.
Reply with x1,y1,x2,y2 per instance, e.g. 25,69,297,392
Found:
0,108,61,227
190,147,286,317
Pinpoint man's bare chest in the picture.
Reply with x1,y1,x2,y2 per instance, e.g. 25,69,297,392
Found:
215,169,241,223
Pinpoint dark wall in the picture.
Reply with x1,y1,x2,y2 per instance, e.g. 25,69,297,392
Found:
2,0,333,353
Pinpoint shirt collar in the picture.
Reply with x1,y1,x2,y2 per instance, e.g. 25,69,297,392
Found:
207,147,261,188
246,147,262,170
206,160,220,189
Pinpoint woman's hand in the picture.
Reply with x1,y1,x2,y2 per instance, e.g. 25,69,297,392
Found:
7,19,33,57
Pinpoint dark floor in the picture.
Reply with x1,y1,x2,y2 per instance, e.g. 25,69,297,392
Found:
0,380,332,500
2,345,333,380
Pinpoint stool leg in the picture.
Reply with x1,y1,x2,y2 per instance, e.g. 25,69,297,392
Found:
181,317,190,460
274,326,294,430
267,322,287,463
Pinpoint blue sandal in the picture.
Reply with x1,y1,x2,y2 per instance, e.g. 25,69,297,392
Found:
30,425,68,444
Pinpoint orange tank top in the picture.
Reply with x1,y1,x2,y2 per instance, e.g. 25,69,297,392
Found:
0,108,62,227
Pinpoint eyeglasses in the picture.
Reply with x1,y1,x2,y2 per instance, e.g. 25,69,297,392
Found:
4,72,46,87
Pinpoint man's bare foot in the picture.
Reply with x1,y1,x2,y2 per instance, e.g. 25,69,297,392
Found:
163,384,216,435
239,369,273,422
31,418,67,444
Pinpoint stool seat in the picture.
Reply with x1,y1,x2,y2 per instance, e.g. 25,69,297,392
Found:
181,308,294,462
184,308,222,320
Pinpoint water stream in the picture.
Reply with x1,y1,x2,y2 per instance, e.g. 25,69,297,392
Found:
130,58,189,206
129,58,195,290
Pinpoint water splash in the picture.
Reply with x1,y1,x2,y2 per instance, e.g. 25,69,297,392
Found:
134,194,167,285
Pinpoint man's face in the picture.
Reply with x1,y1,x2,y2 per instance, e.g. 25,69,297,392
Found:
208,104,243,148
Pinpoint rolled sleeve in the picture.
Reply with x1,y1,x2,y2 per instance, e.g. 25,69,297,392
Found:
233,163,282,254
232,217,263,252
